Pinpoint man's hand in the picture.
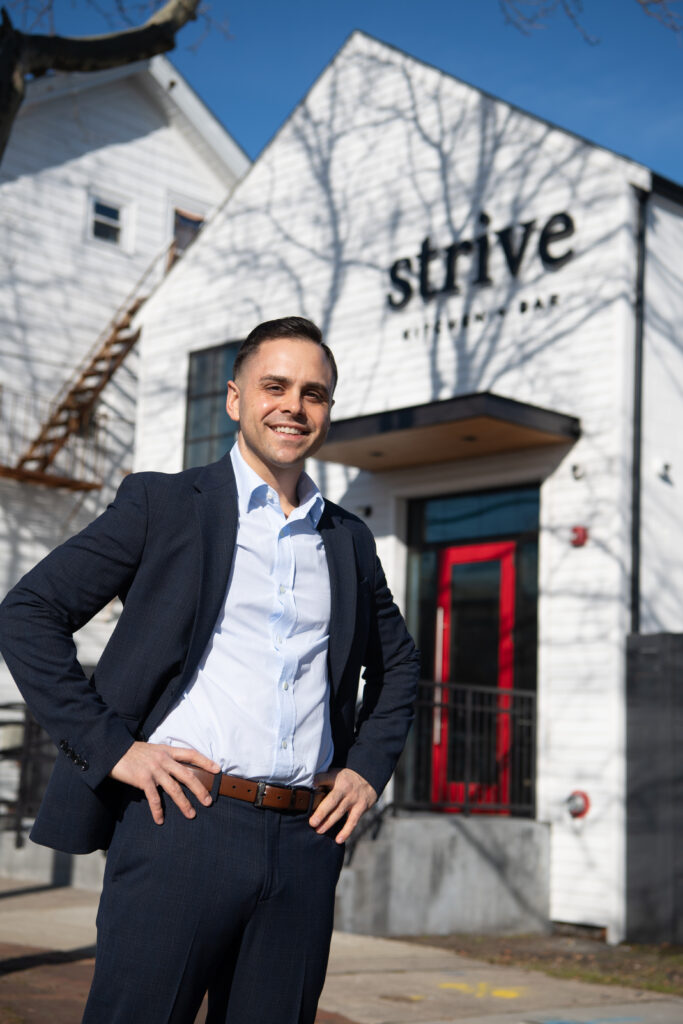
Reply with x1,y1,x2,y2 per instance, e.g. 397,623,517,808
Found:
109,741,220,825
309,767,377,844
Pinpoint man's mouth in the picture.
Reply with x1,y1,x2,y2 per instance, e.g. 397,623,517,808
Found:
271,425,308,436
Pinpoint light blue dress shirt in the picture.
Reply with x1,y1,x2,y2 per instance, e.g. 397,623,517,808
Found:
149,444,333,787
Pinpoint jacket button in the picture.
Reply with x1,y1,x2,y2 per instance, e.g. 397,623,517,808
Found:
79,761,89,771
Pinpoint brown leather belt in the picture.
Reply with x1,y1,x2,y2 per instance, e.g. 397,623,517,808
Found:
187,766,328,814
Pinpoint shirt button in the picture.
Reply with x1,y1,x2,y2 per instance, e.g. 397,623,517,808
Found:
276,634,283,644
279,584,286,594
283,682,289,691
281,740,288,749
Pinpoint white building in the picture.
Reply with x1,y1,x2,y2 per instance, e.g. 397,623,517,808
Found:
129,33,683,943
0,56,249,830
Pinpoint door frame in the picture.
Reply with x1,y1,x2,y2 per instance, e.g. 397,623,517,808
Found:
431,540,516,809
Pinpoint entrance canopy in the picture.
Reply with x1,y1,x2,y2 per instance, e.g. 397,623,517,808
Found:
317,392,580,471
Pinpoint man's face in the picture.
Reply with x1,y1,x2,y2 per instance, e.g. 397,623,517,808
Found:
226,336,334,478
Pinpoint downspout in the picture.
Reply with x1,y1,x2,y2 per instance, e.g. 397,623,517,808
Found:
630,187,648,635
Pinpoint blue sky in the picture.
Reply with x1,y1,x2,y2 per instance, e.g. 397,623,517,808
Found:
24,0,683,182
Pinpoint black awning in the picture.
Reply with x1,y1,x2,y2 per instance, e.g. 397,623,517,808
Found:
317,391,580,471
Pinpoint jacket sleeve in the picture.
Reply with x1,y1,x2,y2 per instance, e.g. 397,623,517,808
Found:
0,473,150,790
344,535,421,798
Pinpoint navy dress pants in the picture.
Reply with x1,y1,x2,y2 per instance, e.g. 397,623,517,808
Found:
82,782,345,1024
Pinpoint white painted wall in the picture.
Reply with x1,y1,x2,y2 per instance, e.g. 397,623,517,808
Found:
640,193,683,633
133,32,652,938
0,72,229,403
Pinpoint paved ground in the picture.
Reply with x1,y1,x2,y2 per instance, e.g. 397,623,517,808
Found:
0,878,681,1024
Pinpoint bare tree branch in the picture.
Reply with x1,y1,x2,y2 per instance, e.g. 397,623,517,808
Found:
498,0,597,42
0,0,200,163
499,0,681,39
636,0,682,33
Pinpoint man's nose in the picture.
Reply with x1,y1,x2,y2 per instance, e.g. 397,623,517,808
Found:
281,390,305,416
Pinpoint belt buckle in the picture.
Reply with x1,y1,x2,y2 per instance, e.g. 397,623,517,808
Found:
254,780,267,808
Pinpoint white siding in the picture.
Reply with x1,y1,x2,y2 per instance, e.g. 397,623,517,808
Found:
640,193,683,633
134,33,651,938
0,74,228,403
0,65,244,811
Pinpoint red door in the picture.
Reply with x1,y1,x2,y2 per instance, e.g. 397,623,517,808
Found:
431,541,516,810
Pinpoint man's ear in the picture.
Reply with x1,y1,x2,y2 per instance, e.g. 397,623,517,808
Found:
226,380,240,423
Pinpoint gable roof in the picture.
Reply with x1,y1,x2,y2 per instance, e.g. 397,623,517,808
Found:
349,30,681,197
21,54,250,188
252,30,682,203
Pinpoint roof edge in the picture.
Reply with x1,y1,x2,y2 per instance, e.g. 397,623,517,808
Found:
147,56,250,180
22,59,152,109
349,29,677,188
651,173,683,208
20,53,250,184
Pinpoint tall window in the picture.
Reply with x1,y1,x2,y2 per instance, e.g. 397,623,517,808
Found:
184,341,240,469
168,209,204,269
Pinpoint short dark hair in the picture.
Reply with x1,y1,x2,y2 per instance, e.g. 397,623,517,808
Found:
233,316,338,393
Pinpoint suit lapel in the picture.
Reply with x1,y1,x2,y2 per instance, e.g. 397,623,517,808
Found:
182,456,238,685
319,507,357,693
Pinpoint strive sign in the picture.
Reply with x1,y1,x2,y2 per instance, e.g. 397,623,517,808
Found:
387,211,575,310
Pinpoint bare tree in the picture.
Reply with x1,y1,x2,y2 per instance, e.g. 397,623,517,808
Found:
499,0,682,42
0,0,208,164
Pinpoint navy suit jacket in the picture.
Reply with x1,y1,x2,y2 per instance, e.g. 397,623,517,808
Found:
0,455,419,854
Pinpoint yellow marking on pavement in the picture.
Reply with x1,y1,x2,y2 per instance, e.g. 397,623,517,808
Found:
491,987,523,999
439,981,524,999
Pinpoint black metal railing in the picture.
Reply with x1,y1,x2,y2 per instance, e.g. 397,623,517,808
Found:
394,680,536,816
0,703,55,846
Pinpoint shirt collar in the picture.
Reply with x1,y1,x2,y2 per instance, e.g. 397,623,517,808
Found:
230,443,325,527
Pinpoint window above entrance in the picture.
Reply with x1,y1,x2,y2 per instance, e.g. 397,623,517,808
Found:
410,486,539,545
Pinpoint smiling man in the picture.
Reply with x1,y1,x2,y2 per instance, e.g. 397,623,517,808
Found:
0,316,420,1024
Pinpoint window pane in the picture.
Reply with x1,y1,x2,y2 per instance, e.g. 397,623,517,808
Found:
93,220,120,244
220,345,238,384
450,561,500,688
187,395,216,439
188,349,218,397
94,201,120,222
218,422,238,442
208,434,234,463
184,439,212,469
174,210,203,253
415,486,539,545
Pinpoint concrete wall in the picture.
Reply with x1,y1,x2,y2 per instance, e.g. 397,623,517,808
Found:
335,813,550,936
0,832,105,891
0,811,549,942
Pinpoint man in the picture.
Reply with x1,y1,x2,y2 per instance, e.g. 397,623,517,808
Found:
0,317,420,1024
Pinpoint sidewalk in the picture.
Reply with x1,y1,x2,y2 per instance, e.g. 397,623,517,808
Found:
0,878,681,1024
